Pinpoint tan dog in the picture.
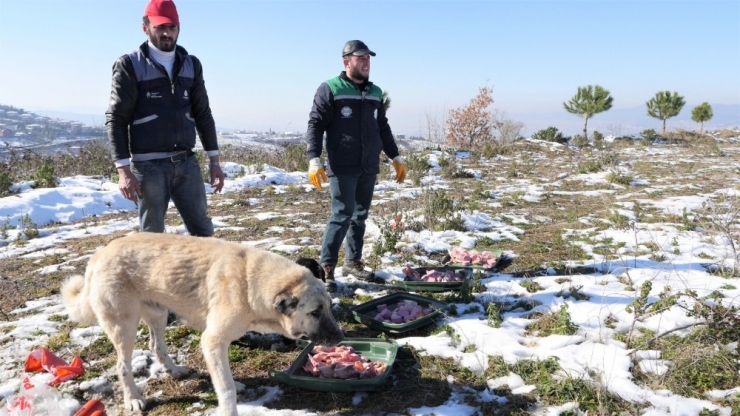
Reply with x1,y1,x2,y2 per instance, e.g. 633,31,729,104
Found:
62,232,343,416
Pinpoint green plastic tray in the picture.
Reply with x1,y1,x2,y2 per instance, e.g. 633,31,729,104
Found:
392,266,473,292
350,292,447,333
269,338,397,392
445,248,505,270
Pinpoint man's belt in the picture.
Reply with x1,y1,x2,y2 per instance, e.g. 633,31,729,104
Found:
169,150,194,162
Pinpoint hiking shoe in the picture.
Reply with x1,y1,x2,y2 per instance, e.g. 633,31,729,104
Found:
321,263,338,293
341,260,376,281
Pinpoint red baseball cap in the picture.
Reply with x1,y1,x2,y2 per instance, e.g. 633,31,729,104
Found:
144,0,179,26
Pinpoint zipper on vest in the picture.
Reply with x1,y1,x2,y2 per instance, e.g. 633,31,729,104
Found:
171,81,175,95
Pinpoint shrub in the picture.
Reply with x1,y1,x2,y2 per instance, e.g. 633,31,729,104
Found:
405,154,430,186
492,110,525,144
487,302,502,328
21,214,39,239
576,159,602,174
664,344,740,397
31,160,57,188
526,304,578,336
592,130,606,149
606,170,633,186
531,126,568,144
570,134,589,148
640,129,658,143
220,142,307,173
0,171,13,197
476,142,515,158
441,164,474,180
417,188,456,232
54,140,116,179
371,213,405,256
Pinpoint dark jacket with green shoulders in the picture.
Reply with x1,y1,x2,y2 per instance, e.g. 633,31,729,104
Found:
306,71,399,176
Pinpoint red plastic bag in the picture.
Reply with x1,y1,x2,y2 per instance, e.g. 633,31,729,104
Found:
74,399,106,416
24,347,85,385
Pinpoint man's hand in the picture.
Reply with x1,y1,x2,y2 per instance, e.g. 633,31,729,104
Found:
117,165,141,202
392,156,406,184
308,157,328,189
209,163,225,193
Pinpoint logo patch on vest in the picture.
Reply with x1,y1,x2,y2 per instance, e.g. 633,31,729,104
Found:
340,106,352,118
146,92,162,99
183,90,189,100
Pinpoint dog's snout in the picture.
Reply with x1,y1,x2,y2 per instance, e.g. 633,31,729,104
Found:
315,331,344,347
310,320,345,346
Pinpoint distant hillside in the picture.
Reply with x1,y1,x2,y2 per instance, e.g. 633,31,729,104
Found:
19,103,740,140
31,109,107,127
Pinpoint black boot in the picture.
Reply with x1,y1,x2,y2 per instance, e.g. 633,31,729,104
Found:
321,263,338,293
342,259,376,281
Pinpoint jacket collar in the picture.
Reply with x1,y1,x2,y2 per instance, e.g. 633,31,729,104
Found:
339,71,372,91
140,42,187,78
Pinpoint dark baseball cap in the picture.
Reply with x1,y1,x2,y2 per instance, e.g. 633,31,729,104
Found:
342,40,376,57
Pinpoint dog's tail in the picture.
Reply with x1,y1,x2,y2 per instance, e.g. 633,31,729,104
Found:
61,274,97,326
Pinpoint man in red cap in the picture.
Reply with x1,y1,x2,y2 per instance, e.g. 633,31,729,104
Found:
106,0,225,236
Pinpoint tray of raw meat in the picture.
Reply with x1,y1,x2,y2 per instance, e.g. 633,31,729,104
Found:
444,246,504,270
350,292,447,333
269,338,397,392
392,265,473,292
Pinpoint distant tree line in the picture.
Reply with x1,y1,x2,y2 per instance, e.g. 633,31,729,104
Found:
437,84,716,149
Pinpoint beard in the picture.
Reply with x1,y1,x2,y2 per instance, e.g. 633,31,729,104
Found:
148,34,177,52
347,66,369,82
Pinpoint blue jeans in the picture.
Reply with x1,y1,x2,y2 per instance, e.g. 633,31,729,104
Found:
131,155,214,236
320,172,377,266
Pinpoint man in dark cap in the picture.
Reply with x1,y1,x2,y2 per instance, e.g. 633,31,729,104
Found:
306,40,406,292
106,0,225,236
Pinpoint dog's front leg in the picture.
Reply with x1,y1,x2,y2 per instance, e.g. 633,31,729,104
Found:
201,331,238,416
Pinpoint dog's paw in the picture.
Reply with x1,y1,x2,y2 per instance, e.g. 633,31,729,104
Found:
125,398,146,412
168,364,190,379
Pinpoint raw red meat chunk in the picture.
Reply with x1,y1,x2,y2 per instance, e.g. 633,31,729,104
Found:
302,345,387,379
372,300,435,324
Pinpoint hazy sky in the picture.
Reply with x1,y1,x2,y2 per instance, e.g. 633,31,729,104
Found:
1,0,738,135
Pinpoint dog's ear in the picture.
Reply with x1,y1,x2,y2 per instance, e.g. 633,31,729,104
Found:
273,291,299,316
318,265,326,282
296,258,323,281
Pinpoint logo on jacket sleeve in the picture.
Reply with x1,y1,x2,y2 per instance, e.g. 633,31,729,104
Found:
340,106,352,118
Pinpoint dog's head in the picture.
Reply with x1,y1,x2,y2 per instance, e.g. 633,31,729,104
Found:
273,267,343,346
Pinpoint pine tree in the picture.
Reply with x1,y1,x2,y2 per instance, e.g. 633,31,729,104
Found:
646,91,685,134
563,85,613,141
382,90,391,111
691,102,713,133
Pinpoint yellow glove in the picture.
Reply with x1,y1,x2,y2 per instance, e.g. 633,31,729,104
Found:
308,158,328,189
392,156,406,184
